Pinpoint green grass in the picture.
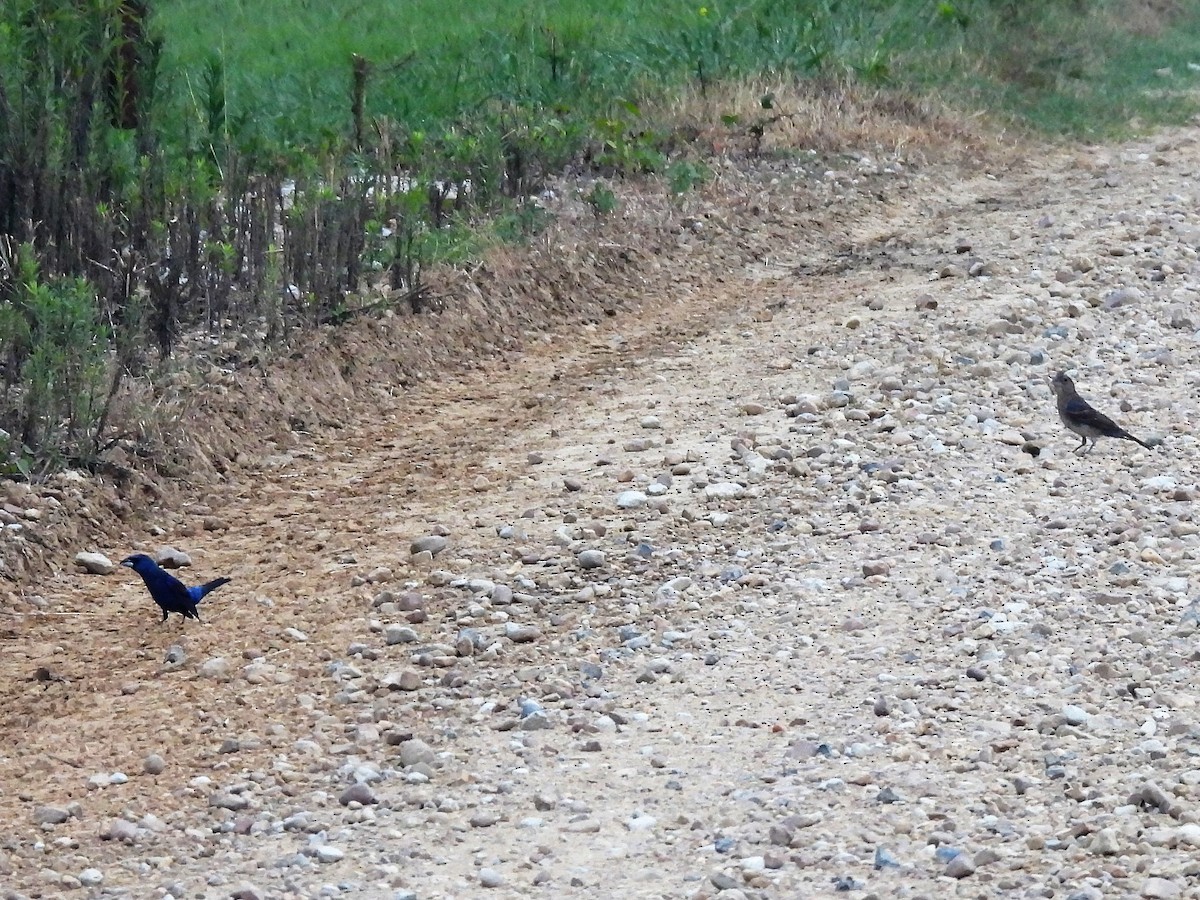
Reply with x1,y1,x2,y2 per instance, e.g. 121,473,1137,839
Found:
152,0,1200,151
902,0,1200,137
152,0,899,154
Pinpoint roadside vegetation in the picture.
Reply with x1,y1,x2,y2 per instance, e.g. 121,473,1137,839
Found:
1,0,1198,475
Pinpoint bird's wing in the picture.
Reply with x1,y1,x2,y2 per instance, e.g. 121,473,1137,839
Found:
1064,396,1120,431
145,569,195,610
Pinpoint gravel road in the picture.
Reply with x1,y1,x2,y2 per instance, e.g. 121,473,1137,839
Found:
4,127,1200,900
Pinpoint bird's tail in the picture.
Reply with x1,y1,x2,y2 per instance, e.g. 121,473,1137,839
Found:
1123,431,1153,450
191,576,231,601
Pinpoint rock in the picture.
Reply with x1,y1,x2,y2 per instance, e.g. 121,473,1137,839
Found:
74,551,114,575
164,644,186,666
1175,823,1200,846
519,711,552,731
229,883,266,900
1103,286,1143,309
945,853,975,878
398,739,435,767
338,784,377,806
505,623,541,643
381,670,422,691
577,549,606,569
1090,828,1120,855
616,490,647,509
198,657,230,679
34,805,71,825
208,792,249,811
99,818,139,842
384,624,419,645
142,754,166,775
410,535,448,556
153,546,191,568
704,482,746,501
1141,878,1182,899
1062,705,1090,726
626,813,656,831
479,868,504,888
874,847,901,869
315,845,344,863
78,868,103,887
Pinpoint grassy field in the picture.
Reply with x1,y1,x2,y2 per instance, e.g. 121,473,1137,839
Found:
153,0,885,138
152,0,1200,150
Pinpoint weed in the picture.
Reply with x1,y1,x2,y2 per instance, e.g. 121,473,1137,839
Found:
584,183,618,217
668,159,711,195
0,242,111,466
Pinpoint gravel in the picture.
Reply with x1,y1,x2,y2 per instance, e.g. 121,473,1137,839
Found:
10,128,1200,897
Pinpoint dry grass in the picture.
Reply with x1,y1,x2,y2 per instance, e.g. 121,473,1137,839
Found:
651,77,1021,165
1117,0,1184,36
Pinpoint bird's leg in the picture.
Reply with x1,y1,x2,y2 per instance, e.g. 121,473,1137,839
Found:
161,608,169,624
1074,436,1088,454
1084,439,1096,455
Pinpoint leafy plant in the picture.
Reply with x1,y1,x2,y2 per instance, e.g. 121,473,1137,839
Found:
668,158,710,195
0,243,111,466
584,183,618,217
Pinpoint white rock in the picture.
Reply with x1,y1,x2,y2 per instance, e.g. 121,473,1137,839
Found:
616,491,648,509
74,551,115,575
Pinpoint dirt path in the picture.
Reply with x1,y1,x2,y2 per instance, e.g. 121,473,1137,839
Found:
5,129,1200,898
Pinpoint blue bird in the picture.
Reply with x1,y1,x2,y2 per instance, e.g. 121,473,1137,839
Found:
121,553,231,623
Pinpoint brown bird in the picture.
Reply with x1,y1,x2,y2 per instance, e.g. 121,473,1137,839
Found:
1050,371,1152,455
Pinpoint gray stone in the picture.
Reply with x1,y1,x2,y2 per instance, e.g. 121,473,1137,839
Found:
142,754,166,775
381,670,422,691
398,739,435,767
229,883,267,900
1141,878,1182,899
209,792,249,811
164,644,186,666
505,623,541,643
78,868,103,887
154,546,191,568
1090,828,1120,855
704,482,746,500
479,868,504,888
577,549,606,569
384,624,419,645
315,845,344,863
99,818,139,842
410,535,448,556
616,490,647,509
34,805,71,825
74,551,115,575
945,853,975,878
338,783,377,806
198,657,230,679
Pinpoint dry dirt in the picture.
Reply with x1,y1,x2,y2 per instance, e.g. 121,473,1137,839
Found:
5,116,1200,900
